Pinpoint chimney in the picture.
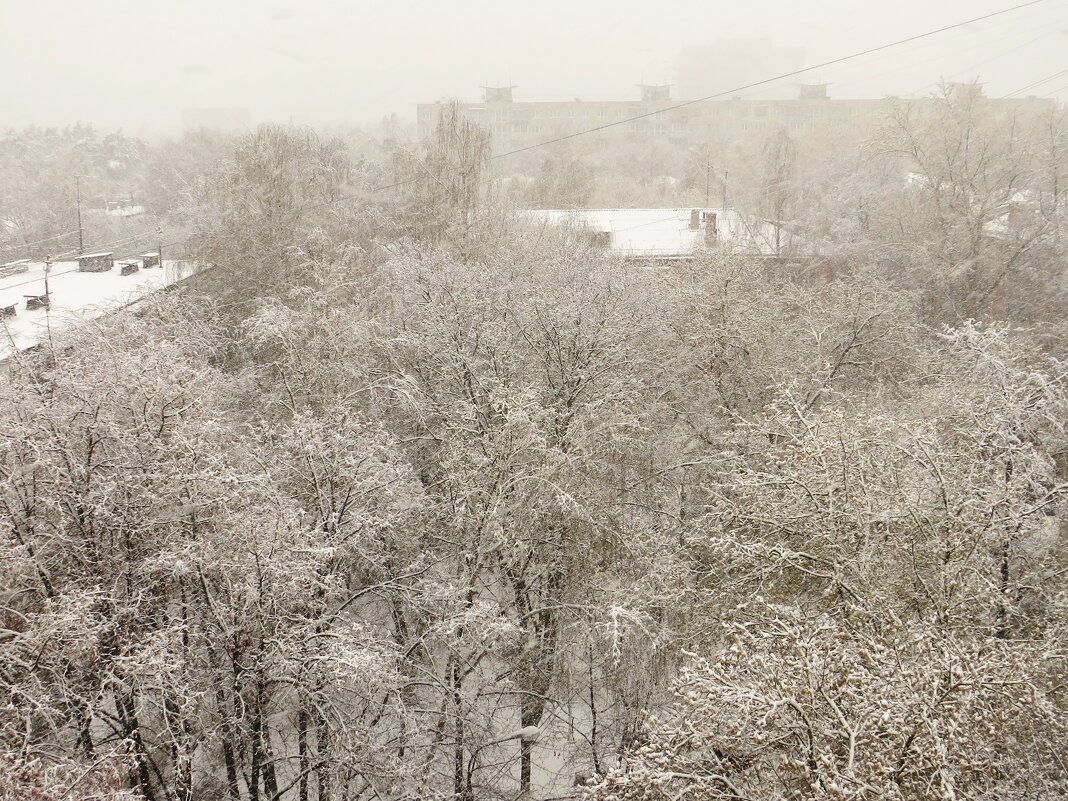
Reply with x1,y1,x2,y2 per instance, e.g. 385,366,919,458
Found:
77,252,114,273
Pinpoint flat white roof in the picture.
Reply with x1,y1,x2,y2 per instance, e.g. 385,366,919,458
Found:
78,252,114,258
106,205,145,217
524,207,789,257
1,259,201,361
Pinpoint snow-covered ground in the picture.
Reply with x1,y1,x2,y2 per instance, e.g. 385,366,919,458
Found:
0,258,200,361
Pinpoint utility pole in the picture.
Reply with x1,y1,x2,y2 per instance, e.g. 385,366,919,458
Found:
44,254,51,299
705,160,711,207
722,169,729,209
75,175,84,254
156,226,163,269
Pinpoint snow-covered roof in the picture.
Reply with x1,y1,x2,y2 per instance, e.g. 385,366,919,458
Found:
525,208,792,258
106,205,146,218
78,252,114,259
0,258,202,361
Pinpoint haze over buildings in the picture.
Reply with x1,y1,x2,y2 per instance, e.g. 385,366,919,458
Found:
1,0,1066,133
418,80,1055,155
677,40,806,100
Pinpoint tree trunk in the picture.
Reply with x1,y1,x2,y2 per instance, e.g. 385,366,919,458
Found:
451,660,467,801
297,702,309,801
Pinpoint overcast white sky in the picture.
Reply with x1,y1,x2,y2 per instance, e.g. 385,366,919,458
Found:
2,0,1065,133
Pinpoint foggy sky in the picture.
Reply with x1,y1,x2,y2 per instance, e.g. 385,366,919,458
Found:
2,0,1065,134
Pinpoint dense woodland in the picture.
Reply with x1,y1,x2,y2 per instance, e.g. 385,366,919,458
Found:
2,83,1068,800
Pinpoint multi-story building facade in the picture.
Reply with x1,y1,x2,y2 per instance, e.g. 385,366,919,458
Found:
416,83,1054,153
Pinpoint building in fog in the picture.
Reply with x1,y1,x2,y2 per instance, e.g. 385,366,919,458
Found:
678,39,806,101
417,84,695,149
418,83,883,152
181,107,251,132
417,83,1055,153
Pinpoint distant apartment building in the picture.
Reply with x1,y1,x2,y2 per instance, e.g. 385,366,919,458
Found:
420,84,678,149
418,83,886,152
417,83,1054,153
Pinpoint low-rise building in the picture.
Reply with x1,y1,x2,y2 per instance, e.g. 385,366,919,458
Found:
1,258,204,362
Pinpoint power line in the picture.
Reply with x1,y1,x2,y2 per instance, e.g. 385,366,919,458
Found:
301,0,1054,202
1039,82,1068,98
902,63,1068,105
488,0,1049,161
0,264,80,290
615,211,704,233
834,12,1045,87
842,12,1061,96
14,0,1049,267
899,22,1063,98
2,210,161,268
50,230,157,261
0,232,160,291
0,228,80,254
1004,66,1068,98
